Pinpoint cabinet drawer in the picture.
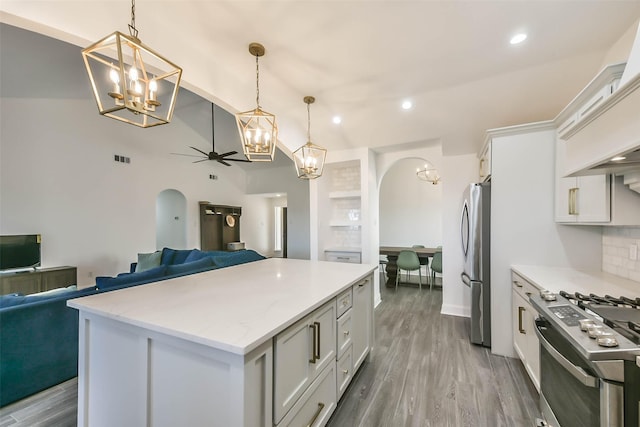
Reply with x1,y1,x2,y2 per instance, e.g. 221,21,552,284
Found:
277,362,337,427
273,300,336,424
336,288,352,318
337,347,353,399
511,272,540,301
325,252,361,264
337,309,353,359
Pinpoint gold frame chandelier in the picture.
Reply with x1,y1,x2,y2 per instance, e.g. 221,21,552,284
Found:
293,96,327,179
235,43,278,162
417,163,441,185
81,0,182,128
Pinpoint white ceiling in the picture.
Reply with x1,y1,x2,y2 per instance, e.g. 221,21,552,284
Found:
2,1,640,159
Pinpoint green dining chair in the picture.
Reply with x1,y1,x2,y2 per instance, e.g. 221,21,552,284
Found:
396,250,422,291
412,244,428,276
430,246,442,290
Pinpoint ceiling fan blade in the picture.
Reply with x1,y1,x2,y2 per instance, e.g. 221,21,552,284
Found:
218,159,232,167
224,158,252,163
172,152,207,158
189,146,209,156
193,159,209,163
219,151,238,158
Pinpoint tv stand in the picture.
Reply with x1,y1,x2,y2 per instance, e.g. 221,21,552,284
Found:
0,266,77,295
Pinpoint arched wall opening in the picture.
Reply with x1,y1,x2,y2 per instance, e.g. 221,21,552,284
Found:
156,189,188,250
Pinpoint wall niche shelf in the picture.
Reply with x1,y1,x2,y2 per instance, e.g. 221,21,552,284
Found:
328,190,361,199
199,202,242,251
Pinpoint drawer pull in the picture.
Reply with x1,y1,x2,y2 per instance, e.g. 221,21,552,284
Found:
314,321,321,361
309,322,320,363
343,330,350,336
337,257,350,260
357,278,368,287
514,281,523,288
525,292,532,297
306,402,325,427
518,306,526,334
342,369,349,375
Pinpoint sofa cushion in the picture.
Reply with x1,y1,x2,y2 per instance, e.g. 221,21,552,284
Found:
183,249,205,263
0,293,26,308
165,257,215,276
160,248,196,265
135,251,162,272
96,265,167,290
210,250,266,268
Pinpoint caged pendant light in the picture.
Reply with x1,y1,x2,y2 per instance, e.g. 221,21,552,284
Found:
235,43,278,162
293,96,327,179
81,0,182,128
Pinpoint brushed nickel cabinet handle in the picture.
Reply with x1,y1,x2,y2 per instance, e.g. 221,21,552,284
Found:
309,324,317,363
306,402,325,427
343,330,350,336
518,306,526,334
314,321,321,361
342,369,349,375
514,281,523,288
357,278,368,287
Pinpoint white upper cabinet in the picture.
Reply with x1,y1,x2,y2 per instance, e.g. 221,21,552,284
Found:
479,139,492,182
554,62,640,225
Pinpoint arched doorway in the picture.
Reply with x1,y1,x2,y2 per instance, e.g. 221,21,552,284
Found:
156,189,187,250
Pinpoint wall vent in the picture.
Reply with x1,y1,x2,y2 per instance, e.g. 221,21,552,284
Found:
209,174,218,180
114,155,130,164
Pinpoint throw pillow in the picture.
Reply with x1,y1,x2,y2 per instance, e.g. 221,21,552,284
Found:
136,251,162,272
172,249,195,265
183,250,205,263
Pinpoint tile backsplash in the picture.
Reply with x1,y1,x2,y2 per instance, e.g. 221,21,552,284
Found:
602,227,640,282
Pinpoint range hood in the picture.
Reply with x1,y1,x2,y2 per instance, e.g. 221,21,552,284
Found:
562,22,640,186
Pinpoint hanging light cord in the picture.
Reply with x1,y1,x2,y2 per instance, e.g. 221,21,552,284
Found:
128,0,139,39
255,54,261,108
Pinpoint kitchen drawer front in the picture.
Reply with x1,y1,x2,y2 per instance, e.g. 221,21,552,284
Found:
336,288,352,318
337,346,353,400
325,251,361,264
511,272,539,301
277,362,337,427
336,309,353,359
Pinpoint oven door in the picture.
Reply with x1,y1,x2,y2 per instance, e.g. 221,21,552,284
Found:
534,317,623,427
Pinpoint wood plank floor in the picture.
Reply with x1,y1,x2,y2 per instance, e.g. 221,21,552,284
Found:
327,282,540,427
0,280,539,427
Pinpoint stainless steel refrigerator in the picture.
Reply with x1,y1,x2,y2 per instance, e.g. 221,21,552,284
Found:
460,182,491,347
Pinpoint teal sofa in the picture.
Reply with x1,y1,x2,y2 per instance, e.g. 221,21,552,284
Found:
0,248,265,407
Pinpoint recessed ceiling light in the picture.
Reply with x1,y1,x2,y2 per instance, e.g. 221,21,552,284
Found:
332,115,342,124
611,156,626,162
510,33,527,45
402,100,412,110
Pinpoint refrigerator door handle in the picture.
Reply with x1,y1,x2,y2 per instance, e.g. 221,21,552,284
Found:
461,272,471,287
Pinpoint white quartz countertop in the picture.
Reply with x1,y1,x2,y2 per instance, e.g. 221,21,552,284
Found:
68,258,376,356
511,265,640,298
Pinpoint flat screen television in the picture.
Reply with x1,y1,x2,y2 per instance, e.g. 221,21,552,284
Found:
0,234,41,271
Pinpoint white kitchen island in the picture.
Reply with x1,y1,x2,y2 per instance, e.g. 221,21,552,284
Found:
68,258,376,427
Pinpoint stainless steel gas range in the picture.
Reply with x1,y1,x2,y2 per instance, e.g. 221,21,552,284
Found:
530,290,640,427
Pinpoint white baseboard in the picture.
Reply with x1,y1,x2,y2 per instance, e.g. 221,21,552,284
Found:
441,304,470,318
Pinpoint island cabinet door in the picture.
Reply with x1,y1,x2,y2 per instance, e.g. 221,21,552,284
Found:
351,275,373,371
273,300,337,424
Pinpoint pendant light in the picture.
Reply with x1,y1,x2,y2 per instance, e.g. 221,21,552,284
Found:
293,96,327,179
81,0,182,128
417,163,441,184
235,43,278,162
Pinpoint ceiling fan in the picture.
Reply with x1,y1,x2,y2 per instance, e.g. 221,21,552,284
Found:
173,103,251,166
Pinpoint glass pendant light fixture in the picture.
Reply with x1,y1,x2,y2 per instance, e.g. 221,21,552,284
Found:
417,163,441,184
81,0,182,128
235,43,278,162
293,96,327,179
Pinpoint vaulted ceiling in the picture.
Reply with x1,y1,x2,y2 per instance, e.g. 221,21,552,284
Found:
2,1,639,159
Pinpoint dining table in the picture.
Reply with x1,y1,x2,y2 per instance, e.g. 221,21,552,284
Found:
379,246,438,288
